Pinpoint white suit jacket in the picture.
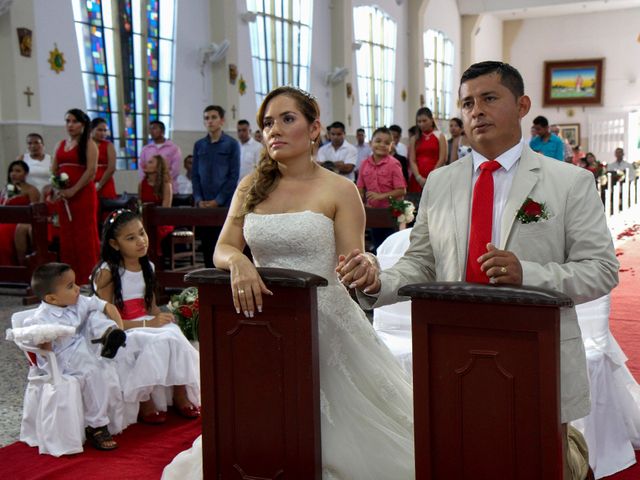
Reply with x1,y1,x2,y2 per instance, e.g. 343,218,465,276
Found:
363,145,619,422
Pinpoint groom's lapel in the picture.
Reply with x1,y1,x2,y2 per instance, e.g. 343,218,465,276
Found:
499,147,540,249
451,157,473,278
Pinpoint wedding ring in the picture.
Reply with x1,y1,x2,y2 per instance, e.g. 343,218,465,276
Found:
500,266,507,274
238,289,245,294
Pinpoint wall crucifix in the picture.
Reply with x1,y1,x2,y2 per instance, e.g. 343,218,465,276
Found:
23,87,34,107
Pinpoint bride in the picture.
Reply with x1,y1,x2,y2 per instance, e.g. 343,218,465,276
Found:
162,86,414,479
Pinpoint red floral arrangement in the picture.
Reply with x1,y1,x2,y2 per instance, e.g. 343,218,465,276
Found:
516,197,549,224
168,287,199,340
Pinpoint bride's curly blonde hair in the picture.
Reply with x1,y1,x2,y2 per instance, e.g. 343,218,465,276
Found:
239,86,321,217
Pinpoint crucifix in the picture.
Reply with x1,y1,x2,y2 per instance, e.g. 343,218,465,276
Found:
231,105,237,120
23,87,34,107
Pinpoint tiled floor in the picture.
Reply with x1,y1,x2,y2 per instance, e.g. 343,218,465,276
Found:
0,288,31,447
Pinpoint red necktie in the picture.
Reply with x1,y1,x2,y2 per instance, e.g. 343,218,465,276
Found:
465,160,501,283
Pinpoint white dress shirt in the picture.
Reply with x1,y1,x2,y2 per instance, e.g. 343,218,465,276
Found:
239,137,263,179
470,139,523,248
317,141,358,181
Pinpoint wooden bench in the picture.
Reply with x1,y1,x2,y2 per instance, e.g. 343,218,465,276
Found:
143,204,401,296
0,203,56,304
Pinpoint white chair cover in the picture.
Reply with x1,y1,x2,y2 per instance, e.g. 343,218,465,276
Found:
373,229,413,376
11,309,85,457
572,295,640,478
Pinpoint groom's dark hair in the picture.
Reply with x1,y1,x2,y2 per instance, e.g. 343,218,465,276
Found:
459,61,524,99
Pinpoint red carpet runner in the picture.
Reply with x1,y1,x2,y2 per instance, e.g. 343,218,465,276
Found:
602,232,640,480
0,410,200,480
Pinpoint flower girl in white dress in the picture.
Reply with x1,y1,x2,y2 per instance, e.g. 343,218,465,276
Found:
162,87,415,479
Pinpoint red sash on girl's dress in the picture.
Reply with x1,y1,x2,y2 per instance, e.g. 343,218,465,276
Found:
121,298,147,321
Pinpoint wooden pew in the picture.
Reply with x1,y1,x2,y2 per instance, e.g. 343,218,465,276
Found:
143,204,400,296
0,203,56,304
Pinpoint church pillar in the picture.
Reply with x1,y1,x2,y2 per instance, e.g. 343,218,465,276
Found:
406,0,428,129
329,0,354,131
208,0,240,125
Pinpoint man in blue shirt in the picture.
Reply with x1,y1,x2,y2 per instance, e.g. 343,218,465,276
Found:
192,105,240,267
529,115,564,161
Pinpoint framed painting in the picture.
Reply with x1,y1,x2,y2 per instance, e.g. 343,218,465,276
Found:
558,124,580,146
543,58,604,106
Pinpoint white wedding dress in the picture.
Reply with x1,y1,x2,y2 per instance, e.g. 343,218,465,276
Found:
162,211,415,479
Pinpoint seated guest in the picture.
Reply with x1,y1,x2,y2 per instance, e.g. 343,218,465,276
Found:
25,262,127,451
92,210,200,423
176,155,193,195
139,154,173,256
356,127,406,250
607,147,635,181
0,160,40,265
17,133,51,200
529,115,564,161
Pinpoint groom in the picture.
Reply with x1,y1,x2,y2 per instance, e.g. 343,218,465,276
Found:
338,61,618,480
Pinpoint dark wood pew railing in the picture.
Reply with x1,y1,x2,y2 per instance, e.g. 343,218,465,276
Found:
0,203,56,303
143,204,399,295
185,267,326,479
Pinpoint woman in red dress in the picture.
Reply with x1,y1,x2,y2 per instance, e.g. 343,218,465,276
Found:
407,107,447,195
139,154,173,255
91,118,117,200
51,108,100,284
0,160,40,265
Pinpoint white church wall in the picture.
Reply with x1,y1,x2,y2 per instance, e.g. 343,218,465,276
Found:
507,7,640,152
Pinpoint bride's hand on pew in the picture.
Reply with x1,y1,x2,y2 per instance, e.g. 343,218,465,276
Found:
229,253,272,318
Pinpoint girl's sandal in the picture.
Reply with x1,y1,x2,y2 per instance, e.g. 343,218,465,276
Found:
91,326,126,358
85,426,118,450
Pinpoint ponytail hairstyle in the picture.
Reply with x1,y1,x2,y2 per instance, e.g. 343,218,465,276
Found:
150,154,170,198
65,108,91,166
91,209,155,312
415,107,438,134
240,86,321,216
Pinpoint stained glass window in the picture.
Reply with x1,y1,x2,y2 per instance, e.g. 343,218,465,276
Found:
423,29,454,121
246,0,313,108
353,6,397,138
72,0,176,170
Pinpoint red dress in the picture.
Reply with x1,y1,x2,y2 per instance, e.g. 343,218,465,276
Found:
408,132,441,193
140,177,174,255
95,140,117,199
54,143,100,284
0,194,30,265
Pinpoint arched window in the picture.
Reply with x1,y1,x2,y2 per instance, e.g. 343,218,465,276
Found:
246,0,313,107
72,0,176,170
353,6,397,138
423,29,453,121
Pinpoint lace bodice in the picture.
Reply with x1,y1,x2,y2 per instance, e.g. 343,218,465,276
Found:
244,211,340,285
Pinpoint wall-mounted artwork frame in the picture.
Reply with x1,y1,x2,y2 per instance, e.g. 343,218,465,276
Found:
543,58,604,106
558,123,581,146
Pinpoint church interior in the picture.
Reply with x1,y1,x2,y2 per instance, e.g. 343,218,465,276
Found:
1,0,640,479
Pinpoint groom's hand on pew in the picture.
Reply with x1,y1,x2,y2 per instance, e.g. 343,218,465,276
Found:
336,249,381,295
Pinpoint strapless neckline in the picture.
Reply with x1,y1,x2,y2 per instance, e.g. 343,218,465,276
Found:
247,210,333,224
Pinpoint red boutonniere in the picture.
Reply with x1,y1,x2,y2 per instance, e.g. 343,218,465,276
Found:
516,197,550,224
